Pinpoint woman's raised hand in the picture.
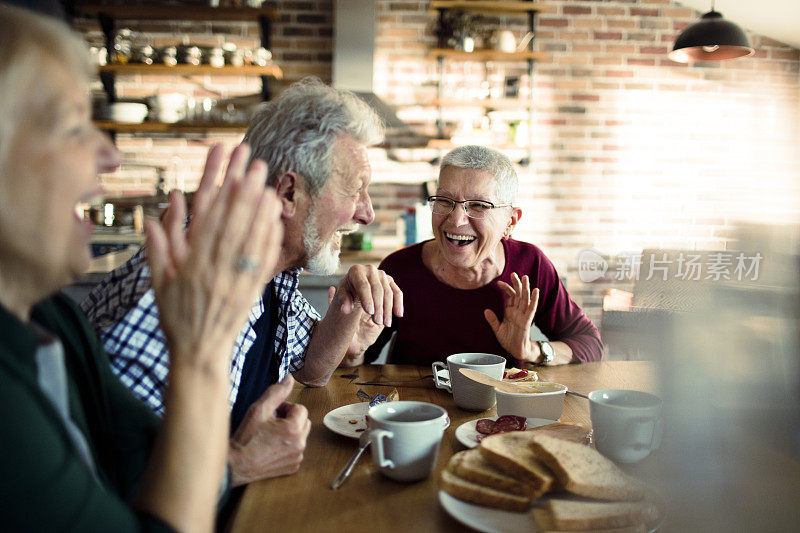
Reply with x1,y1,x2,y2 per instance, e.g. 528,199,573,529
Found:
484,273,540,364
144,143,283,368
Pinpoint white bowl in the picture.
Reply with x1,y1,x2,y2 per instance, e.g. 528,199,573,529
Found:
109,102,148,123
495,381,567,420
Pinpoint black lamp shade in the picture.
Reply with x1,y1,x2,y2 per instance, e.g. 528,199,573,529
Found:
669,10,754,63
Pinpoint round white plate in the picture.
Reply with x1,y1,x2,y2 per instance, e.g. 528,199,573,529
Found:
439,490,665,533
323,402,370,439
439,491,536,533
455,417,557,448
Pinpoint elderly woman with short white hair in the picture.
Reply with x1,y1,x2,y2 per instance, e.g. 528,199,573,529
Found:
361,145,602,367
0,5,282,531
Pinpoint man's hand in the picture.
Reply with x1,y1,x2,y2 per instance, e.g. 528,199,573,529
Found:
228,376,311,486
484,273,540,364
328,264,403,366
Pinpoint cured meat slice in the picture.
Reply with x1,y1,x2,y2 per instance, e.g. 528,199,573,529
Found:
475,418,496,435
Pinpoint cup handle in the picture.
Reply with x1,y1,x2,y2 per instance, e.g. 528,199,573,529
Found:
431,362,451,392
651,417,663,450
371,429,395,469
632,417,661,450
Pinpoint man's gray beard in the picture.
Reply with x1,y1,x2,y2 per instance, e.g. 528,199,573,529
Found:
302,205,341,275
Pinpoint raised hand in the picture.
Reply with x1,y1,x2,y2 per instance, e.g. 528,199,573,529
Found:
145,143,283,368
484,273,540,363
229,376,311,485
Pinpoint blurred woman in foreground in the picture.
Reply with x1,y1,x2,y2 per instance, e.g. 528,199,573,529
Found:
0,5,282,531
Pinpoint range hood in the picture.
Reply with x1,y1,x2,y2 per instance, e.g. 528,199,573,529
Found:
333,0,427,144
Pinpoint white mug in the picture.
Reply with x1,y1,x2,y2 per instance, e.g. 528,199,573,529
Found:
589,389,663,463
368,401,449,482
432,353,506,411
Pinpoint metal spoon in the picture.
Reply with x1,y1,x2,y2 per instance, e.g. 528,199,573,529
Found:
331,430,370,490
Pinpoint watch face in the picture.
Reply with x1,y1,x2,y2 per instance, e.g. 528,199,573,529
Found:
541,341,555,362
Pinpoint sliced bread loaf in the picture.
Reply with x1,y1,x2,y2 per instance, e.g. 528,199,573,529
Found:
447,449,532,497
479,432,555,498
529,435,645,501
440,469,531,513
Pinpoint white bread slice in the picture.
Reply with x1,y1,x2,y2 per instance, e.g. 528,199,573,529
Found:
533,507,646,532
541,498,657,531
529,435,645,501
527,423,592,445
440,469,531,513
447,449,531,497
479,432,555,498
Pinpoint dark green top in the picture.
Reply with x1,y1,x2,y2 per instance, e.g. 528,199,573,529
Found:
0,293,174,532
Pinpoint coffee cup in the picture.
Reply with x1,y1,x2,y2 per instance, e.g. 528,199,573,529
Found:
589,389,663,463
368,401,449,481
432,353,506,411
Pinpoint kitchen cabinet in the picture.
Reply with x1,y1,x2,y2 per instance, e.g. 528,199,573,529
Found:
74,3,282,134
427,1,546,160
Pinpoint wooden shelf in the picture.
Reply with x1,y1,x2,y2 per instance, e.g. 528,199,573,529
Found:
75,3,279,22
428,49,546,61
94,120,248,133
432,98,531,109
99,64,282,78
429,1,544,15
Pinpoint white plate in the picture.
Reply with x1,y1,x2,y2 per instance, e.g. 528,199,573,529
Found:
323,402,370,439
439,490,665,533
455,417,557,448
439,491,536,533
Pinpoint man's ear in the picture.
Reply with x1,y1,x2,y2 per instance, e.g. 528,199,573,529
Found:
274,172,301,218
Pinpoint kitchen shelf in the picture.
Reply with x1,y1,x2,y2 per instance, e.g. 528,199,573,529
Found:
75,4,279,22
428,49,547,61
93,120,249,134
429,1,545,15
99,64,283,78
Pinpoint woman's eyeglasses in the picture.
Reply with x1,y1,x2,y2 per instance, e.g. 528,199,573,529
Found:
426,196,512,220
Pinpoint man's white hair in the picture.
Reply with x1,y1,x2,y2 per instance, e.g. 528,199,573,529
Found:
439,145,518,205
243,77,384,197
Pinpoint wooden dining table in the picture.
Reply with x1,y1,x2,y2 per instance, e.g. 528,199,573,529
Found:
230,361,657,532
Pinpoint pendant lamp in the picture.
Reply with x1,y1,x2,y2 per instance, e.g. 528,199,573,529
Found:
669,3,754,63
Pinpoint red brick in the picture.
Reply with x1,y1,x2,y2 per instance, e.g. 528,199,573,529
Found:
540,18,569,28
627,58,656,66
572,94,600,102
563,6,592,15
594,32,623,40
607,19,637,29
640,46,668,55
605,70,635,78
630,8,660,17
597,7,625,16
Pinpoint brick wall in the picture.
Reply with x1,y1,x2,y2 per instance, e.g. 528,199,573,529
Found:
374,0,800,325
78,1,800,327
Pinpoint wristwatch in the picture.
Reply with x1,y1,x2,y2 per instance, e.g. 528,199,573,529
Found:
537,341,555,365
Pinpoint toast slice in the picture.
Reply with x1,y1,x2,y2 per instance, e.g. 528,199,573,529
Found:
479,432,555,498
447,449,532,497
527,423,592,445
440,469,531,513
539,498,657,531
529,435,645,501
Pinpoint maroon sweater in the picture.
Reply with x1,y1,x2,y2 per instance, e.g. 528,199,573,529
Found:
365,239,602,365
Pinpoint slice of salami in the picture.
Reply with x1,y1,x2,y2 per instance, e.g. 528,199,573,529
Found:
493,415,527,433
475,434,486,443
475,418,496,435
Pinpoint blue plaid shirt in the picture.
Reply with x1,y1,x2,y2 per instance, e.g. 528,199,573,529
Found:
80,247,320,416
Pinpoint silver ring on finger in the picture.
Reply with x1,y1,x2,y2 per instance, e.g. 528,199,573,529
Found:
235,254,260,273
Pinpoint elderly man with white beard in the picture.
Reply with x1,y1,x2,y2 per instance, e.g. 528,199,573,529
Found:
80,78,402,488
